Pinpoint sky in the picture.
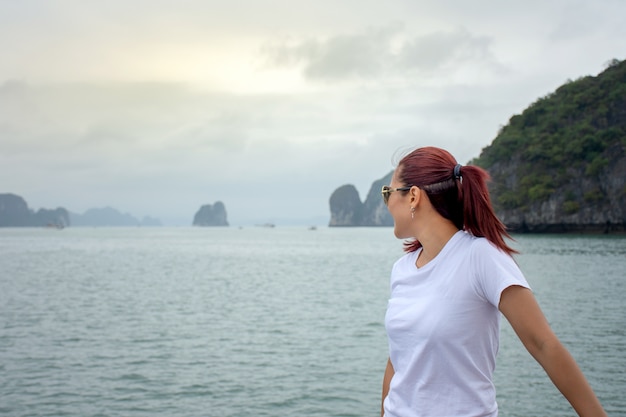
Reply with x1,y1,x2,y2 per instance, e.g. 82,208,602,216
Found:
1,0,624,226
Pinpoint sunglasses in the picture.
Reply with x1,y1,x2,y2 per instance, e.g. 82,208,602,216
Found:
381,185,412,205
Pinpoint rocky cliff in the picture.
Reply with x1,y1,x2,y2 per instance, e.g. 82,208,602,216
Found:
478,150,625,233
0,193,69,227
329,171,393,227
473,59,626,233
193,201,229,226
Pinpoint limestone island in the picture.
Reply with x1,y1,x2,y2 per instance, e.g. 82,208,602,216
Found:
193,201,229,226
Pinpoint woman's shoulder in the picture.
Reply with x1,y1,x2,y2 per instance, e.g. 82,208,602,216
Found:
392,248,419,270
448,230,492,254
462,232,503,253
455,233,516,267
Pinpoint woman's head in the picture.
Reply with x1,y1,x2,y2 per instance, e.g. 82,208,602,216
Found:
396,147,464,231
394,146,517,255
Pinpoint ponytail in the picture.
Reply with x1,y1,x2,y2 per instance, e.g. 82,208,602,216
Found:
458,165,518,256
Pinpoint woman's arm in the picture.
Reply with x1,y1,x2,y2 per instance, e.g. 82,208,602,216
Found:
499,285,607,417
381,357,394,417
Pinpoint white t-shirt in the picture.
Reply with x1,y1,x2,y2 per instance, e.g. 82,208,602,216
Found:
384,231,530,417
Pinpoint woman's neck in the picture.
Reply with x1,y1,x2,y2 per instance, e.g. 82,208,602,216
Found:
415,220,459,268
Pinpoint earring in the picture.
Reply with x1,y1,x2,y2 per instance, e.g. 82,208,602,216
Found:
411,207,415,219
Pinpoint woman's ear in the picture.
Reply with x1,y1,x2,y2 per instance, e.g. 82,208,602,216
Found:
409,185,421,206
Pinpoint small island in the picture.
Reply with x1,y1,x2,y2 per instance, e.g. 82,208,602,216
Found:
328,174,393,227
192,201,229,226
0,193,69,227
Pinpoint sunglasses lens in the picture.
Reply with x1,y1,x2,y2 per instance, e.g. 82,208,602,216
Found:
381,186,390,205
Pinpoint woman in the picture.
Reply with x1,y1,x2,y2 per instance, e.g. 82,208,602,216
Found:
380,146,606,417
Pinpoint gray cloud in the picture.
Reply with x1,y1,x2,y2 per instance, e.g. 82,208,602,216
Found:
263,26,399,80
261,26,504,81
398,28,498,73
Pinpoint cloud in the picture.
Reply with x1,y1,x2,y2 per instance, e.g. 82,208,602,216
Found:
261,25,504,82
398,27,499,74
262,25,400,80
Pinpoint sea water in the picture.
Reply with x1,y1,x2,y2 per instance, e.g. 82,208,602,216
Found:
0,227,624,416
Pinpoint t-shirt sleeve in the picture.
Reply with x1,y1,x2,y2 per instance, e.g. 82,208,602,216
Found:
470,239,531,308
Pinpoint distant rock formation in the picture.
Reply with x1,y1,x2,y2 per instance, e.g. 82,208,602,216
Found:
193,201,229,226
329,171,393,227
0,193,30,226
328,185,363,226
70,207,161,227
34,208,70,228
0,193,69,227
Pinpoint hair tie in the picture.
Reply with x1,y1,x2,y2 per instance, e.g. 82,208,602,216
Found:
453,164,462,180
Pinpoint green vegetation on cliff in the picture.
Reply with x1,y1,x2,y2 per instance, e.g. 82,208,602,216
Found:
472,59,626,230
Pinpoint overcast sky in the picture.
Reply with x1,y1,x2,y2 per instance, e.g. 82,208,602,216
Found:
1,0,624,226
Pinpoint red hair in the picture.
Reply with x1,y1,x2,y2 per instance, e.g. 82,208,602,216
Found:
396,146,517,256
